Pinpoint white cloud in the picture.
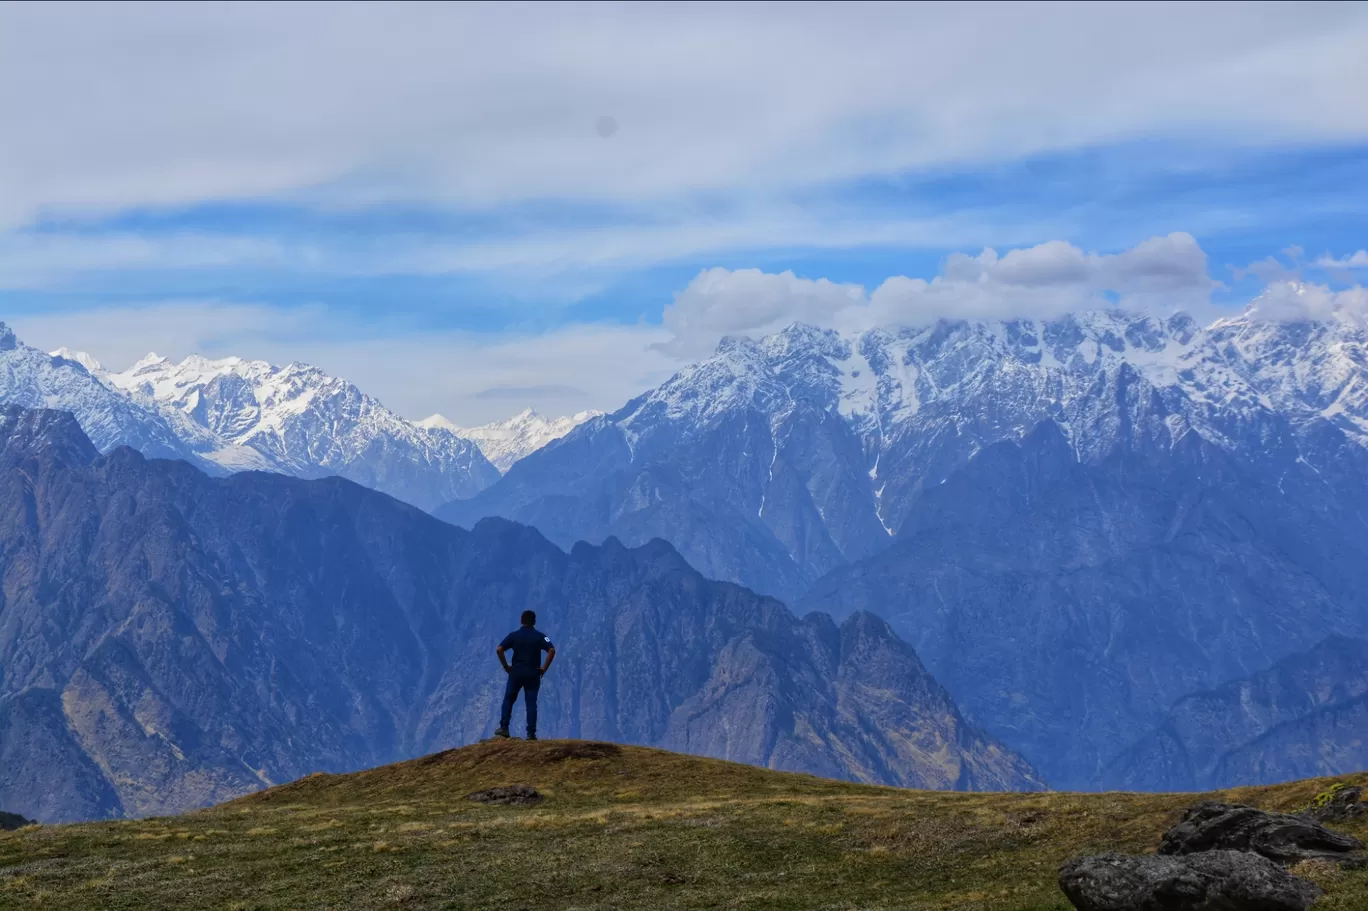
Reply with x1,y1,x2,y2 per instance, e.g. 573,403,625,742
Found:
657,269,865,358
1315,250,1368,269
1249,281,1368,326
2,3,1366,226
660,233,1220,354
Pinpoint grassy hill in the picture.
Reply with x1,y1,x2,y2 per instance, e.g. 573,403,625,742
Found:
1,739,1365,910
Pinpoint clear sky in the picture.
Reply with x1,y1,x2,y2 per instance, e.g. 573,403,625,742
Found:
2,2,1367,424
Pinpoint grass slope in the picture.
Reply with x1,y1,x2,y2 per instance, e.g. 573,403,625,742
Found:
1,740,1365,910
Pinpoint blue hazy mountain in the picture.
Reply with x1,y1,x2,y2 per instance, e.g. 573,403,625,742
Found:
0,405,1040,822
1104,636,1368,791
442,306,1368,788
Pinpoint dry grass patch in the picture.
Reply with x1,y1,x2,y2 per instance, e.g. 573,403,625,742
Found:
0,740,1362,910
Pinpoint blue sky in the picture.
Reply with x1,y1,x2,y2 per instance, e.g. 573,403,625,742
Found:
2,2,1366,423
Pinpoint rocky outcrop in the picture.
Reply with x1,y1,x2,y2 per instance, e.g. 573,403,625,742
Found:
1061,798,1365,911
0,405,1041,822
1159,803,1365,867
1059,851,1321,911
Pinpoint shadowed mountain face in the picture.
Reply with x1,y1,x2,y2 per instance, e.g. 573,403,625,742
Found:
1105,636,1368,792
797,404,1368,789
0,405,1040,822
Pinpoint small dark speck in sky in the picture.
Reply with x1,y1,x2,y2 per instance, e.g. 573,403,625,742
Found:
595,115,619,138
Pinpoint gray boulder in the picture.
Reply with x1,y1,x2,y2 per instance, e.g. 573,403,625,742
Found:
1059,851,1322,911
1160,802,1365,867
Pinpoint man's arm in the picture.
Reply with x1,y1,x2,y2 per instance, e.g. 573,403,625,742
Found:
496,645,511,674
541,646,556,677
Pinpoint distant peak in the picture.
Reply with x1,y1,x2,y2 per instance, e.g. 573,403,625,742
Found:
50,347,104,373
418,414,460,432
131,352,169,371
0,322,17,351
714,334,761,356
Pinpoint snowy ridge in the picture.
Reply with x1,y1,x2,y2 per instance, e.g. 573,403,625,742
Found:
628,304,1368,450
0,322,270,474
421,407,602,472
589,301,1368,540
101,353,499,510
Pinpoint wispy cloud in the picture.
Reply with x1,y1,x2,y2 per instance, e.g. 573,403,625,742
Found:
3,3,1367,226
1315,250,1368,269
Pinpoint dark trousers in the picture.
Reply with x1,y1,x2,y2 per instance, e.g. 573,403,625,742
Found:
500,671,541,735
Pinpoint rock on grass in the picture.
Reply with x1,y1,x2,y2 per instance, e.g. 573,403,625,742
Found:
1160,802,1366,867
1059,850,1322,911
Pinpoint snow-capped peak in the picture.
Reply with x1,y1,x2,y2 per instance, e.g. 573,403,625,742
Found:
49,347,104,373
429,407,603,471
129,352,169,372
417,413,459,432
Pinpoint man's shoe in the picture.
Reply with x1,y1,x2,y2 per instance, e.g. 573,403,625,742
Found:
526,734,537,741
493,727,511,739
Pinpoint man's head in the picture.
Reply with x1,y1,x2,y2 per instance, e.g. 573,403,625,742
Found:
520,610,536,627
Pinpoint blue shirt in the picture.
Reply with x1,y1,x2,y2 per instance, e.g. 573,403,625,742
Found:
500,626,554,673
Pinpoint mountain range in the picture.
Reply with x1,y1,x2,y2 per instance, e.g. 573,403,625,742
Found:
6,296,1368,798
441,301,1368,787
2,323,517,510
99,350,501,510
0,404,1040,823
443,304,1368,597
2,325,267,474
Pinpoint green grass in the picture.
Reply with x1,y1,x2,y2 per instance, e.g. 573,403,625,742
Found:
1,739,1365,910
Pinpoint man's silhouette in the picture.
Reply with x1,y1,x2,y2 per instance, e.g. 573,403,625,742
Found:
495,610,556,740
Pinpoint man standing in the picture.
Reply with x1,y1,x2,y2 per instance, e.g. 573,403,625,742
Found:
495,610,556,740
